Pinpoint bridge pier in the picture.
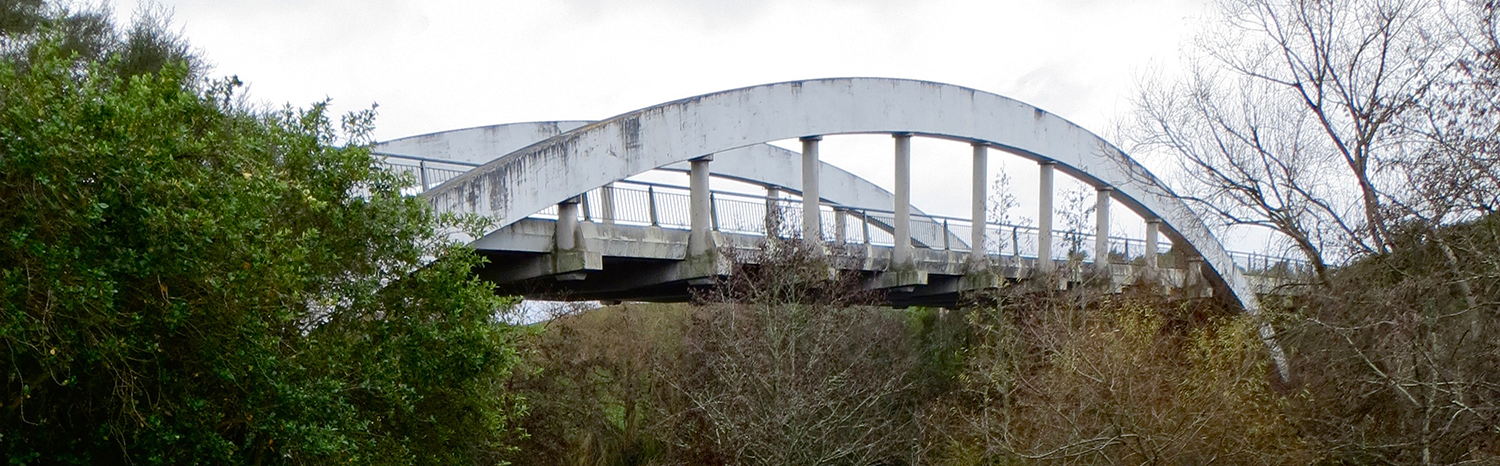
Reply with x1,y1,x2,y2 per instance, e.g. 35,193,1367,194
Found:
551,195,602,280
1145,218,1161,269
800,136,822,244
1037,161,1056,273
1184,256,1212,297
683,154,729,282
765,187,782,237
689,155,714,256
880,133,927,290
971,143,987,264
893,133,912,266
557,196,581,251
833,208,848,244
1095,187,1112,271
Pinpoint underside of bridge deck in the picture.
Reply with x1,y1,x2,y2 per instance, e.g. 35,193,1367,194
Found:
471,218,1245,308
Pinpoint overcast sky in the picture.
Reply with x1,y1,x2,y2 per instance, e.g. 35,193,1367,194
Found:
106,0,1274,247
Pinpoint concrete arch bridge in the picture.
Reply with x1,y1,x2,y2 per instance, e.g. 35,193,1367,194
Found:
374,78,1306,309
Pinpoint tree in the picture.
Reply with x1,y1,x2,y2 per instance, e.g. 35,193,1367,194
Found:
1131,3,1500,463
1129,0,1458,279
1395,1,1500,223
1058,186,1097,261
922,287,1305,465
505,302,682,466
664,241,920,465
1272,213,1500,464
0,4,524,464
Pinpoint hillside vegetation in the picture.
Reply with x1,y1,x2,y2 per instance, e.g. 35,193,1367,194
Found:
501,226,1495,465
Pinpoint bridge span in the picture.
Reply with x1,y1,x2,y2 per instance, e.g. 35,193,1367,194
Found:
374,78,1307,309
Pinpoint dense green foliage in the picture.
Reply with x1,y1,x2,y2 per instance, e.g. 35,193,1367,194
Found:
1,5,524,464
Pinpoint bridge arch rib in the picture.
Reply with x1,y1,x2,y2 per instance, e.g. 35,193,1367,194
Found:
421,78,1256,312
376,121,967,247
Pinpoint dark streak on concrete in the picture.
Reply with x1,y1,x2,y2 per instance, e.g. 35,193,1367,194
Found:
620,116,641,152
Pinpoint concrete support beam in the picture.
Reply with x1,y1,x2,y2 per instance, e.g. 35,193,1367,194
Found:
800,136,822,243
765,187,782,237
556,196,581,251
1095,187,1113,270
1185,256,1211,297
600,182,616,225
834,209,847,244
689,155,713,256
893,133,913,266
971,143,987,262
1145,218,1161,269
1037,161,1056,272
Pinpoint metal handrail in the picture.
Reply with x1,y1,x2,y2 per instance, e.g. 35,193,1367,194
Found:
374,151,482,167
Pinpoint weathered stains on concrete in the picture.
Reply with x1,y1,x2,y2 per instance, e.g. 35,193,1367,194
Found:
619,116,641,152
536,121,563,139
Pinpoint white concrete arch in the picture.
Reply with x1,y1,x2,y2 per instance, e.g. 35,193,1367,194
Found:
379,120,593,165
377,122,967,247
422,78,1254,311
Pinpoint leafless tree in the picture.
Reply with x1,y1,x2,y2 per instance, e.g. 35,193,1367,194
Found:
1394,0,1500,223
1058,185,1098,261
1130,0,1458,281
662,241,920,465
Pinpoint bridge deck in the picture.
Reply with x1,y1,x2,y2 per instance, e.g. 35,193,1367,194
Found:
475,218,1299,307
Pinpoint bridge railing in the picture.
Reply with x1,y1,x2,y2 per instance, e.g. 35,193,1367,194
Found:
374,152,476,192
375,153,1311,276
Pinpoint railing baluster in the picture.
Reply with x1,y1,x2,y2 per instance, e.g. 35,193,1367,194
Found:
710,192,720,231
861,210,871,245
1011,226,1020,258
647,186,658,226
942,218,950,250
581,192,592,222
418,160,429,191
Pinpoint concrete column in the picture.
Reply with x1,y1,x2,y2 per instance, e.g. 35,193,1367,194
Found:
971,143,988,261
600,182,616,225
893,133,913,266
834,209,847,244
1037,161,1056,272
1094,187,1112,270
800,136,822,242
765,187,782,237
1145,218,1161,269
689,155,713,256
1186,256,1208,295
556,196,581,251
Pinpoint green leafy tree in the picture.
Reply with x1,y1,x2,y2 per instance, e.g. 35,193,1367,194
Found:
1,4,524,464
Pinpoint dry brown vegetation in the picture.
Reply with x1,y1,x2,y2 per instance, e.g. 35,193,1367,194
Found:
512,236,1500,464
